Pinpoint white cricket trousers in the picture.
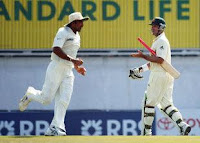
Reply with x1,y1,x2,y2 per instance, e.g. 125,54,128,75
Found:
28,60,74,131
145,71,174,107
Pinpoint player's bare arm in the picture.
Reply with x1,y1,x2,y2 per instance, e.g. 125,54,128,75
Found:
131,50,164,64
53,46,83,66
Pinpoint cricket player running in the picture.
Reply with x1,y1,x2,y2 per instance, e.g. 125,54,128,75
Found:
129,17,191,136
19,12,89,136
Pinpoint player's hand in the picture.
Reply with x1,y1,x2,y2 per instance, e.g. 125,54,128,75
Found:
129,68,143,80
131,50,144,58
76,66,86,76
72,58,83,66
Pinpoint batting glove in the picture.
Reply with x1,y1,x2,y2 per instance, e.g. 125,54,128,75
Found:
129,68,143,79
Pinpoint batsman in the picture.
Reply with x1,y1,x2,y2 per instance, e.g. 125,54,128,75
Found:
129,17,191,136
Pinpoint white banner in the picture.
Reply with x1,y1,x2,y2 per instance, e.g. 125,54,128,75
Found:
156,109,200,136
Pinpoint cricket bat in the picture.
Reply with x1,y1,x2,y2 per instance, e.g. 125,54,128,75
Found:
137,37,180,79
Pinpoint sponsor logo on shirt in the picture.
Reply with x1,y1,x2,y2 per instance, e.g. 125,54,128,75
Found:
160,46,164,50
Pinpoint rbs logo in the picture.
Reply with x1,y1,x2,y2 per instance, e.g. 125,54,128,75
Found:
81,119,141,135
0,120,49,135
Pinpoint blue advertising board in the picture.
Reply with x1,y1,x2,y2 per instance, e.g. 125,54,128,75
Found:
0,110,155,136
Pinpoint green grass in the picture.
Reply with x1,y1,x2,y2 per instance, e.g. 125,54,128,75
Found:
0,136,200,143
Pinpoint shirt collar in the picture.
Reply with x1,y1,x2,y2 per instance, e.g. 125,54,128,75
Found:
65,26,77,36
153,32,165,42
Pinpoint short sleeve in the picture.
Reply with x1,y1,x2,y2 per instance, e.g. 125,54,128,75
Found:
155,40,168,60
52,28,67,48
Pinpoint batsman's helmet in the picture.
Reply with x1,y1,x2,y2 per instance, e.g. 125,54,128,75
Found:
149,17,166,30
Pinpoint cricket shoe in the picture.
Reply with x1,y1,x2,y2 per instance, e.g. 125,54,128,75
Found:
19,86,34,111
45,126,66,136
180,123,191,135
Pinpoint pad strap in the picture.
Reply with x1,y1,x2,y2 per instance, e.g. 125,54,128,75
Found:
145,125,151,129
144,106,155,117
162,105,171,113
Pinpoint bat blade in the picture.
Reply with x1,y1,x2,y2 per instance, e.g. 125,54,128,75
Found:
161,61,180,79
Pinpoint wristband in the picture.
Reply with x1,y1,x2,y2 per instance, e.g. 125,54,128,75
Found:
140,64,149,72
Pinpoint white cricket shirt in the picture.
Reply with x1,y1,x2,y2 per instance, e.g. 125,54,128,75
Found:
51,26,80,67
150,32,171,72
